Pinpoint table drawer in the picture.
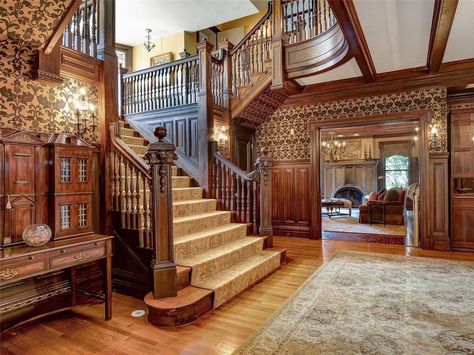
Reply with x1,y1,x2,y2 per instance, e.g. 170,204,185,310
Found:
50,245,106,269
49,241,106,257
0,254,49,286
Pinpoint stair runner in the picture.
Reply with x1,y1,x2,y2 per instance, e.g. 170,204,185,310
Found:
120,123,281,308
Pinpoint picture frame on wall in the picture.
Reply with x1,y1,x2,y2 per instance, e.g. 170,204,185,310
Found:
338,140,362,160
150,52,173,67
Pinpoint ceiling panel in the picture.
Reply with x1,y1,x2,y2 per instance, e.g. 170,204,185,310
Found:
116,0,259,46
353,0,434,73
296,58,362,86
443,0,474,62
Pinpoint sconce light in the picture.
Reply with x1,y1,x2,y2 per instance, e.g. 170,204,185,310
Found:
215,126,228,143
429,124,440,150
75,87,97,139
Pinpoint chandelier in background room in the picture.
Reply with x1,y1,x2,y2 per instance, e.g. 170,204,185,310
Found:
321,132,346,162
143,28,156,52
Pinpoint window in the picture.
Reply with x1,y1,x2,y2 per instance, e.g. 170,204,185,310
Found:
384,155,409,190
78,203,87,227
60,158,71,182
78,159,87,182
116,44,133,71
60,205,71,230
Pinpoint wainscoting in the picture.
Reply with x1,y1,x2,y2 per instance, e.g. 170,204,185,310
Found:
272,160,311,237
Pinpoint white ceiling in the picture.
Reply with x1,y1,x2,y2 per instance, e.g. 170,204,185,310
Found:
116,0,260,46
443,0,474,63
296,58,362,86
353,0,434,73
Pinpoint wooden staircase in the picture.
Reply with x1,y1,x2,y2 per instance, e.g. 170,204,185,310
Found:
111,122,285,326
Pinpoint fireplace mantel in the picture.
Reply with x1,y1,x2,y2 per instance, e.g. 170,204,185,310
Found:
321,160,378,199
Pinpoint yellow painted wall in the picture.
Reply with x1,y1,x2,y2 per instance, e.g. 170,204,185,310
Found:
219,7,268,35
132,32,186,71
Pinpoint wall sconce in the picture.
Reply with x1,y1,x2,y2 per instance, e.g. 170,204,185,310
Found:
215,126,228,143
75,87,97,139
429,124,439,150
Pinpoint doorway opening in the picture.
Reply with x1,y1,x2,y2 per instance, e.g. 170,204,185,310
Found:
310,113,430,246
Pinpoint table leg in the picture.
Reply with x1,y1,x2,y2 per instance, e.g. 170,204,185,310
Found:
103,255,112,320
70,266,77,306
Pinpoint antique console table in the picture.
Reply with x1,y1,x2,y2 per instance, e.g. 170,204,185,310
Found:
0,234,113,331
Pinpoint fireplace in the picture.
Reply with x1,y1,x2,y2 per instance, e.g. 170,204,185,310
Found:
333,185,364,207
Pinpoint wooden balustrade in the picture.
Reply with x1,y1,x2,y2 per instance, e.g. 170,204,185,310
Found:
211,144,273,243
282,0,336,44
230,4,273,97
122,56,199,115
211,57,225,107
109,123,153,249
62,0,98,57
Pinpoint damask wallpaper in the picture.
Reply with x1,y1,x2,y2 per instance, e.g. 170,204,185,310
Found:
0,0,99,143
256,87,447,160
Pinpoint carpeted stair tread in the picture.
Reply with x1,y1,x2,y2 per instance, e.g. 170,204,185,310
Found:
173,199,217,218
173,211,232,237
172,187,203,201
195,251,281,308
177,236,263,267
172,176,191,188
174,223,248,260
173,210,230,224
174,223,246,244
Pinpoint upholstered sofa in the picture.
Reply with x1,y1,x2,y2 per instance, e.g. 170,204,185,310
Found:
359,188,406,225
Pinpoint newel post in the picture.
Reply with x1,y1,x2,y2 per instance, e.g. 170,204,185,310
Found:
256,148,273,247
197,40,214,197
146,127,177,299
218,40,235,109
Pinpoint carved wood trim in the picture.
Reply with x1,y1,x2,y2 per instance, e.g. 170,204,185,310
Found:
60,46,103,84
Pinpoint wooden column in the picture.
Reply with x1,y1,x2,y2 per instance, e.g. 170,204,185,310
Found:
97,0,119,235
256,148,274,247
310,125,322,240
271,0,285,90
197,41,215,197
146,127,177,299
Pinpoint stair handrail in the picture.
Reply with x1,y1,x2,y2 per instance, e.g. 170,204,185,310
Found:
211,144,273,245
110,122,150,179
229,3,273,56
121,54,199,79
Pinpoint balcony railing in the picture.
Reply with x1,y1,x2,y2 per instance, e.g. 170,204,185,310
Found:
62,0,99,57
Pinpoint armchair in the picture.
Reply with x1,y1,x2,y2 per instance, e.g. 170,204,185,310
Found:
359,188,406,225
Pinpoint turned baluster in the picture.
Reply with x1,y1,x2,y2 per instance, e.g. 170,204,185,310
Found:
112,151,119,209
230,172,235,211
236,176,241,222
142,174,150,248
133,166,140,230
240,178,246,222
118,155,125,228
216,160,221,201
245,180,251,223
136,170,144,247
220,163,226,208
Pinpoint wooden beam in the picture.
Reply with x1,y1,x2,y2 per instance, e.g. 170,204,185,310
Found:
284,63,474,106
328,0,376,82
44,0,81,55
427,0,459,74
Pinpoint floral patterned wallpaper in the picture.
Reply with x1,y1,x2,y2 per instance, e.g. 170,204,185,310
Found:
0,0,99,143
256,87,448,160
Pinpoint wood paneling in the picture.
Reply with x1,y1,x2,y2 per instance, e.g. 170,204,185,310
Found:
428,152,450,250
272,160,311,237
60,47,102,84
450,108,474,251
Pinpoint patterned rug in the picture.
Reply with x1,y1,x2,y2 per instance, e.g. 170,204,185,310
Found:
235,251,474,355
322,231,405,245
323,214,407,236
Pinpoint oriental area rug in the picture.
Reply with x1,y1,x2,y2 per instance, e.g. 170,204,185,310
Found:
234,251,474,355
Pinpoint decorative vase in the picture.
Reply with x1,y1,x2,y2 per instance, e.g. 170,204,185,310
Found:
22,224,52,247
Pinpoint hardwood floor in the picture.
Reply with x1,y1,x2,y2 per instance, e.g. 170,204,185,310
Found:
2,237,474,355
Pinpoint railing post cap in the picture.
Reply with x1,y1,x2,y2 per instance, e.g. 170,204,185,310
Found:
154,126,167,141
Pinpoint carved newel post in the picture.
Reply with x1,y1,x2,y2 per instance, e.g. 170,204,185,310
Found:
146,127,177,299
256,148,273,247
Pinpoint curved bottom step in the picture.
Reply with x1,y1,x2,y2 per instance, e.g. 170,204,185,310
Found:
145,286,213,327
